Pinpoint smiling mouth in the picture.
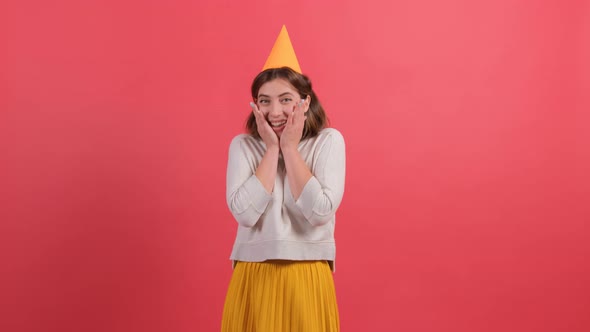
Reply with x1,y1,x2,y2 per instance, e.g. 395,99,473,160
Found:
270,121,287,128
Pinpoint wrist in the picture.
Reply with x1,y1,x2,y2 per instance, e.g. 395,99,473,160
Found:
265,144,280,154
280,145,299,156
280,140,298,151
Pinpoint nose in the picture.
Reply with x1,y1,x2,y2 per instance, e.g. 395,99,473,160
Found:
268,102,283,117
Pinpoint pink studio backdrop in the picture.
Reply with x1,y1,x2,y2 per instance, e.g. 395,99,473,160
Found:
2,1,589,331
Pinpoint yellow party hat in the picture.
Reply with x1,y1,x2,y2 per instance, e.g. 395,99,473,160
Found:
262,25,302,73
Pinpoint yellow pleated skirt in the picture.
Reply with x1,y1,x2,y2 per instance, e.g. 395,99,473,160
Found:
221,260,340,332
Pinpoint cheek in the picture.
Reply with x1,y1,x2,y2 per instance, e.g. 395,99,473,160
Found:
257,105,269,114
286,102,297,112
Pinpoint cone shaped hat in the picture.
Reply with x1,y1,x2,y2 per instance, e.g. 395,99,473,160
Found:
262,25,302,73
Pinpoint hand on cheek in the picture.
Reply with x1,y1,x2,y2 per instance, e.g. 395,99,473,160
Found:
281,99,307,150
251,102,279,149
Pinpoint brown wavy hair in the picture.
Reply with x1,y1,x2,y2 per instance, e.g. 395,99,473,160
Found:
246,67,328,140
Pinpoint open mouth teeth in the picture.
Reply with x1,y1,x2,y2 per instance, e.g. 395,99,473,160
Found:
270,121,287,128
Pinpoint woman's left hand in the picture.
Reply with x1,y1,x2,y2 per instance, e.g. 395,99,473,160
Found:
280,99,308,151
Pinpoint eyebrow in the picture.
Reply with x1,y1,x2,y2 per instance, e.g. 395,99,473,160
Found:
258,92,295,98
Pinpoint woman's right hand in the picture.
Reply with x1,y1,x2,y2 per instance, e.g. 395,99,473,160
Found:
251,102,279,149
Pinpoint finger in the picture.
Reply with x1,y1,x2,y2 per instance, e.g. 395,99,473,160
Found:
250,102,260,120
286,107,295,126
301,99,307,110
251,102,262,117
251,102,263,121
249,101,259,113
298,99,308,120
251,103,268,127
296,99,304,113
289,100,300,123
294,100,306,123
290,99,299,112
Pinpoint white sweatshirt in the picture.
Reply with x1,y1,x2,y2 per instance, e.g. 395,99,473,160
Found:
226,128,346,270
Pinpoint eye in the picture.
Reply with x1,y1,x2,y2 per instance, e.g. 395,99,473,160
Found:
258,99,270,104
280,98,292,104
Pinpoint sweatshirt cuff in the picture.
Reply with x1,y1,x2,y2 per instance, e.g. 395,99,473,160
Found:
295,176,322,219
244,175,273,213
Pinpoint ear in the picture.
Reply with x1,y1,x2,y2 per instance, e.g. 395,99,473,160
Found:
304,95,311,113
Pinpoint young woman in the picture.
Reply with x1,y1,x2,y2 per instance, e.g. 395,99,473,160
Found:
221,66,346,332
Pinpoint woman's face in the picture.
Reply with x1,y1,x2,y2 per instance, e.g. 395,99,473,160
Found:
256,78,304,136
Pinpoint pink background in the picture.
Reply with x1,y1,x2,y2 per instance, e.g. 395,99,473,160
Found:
2,0,589,331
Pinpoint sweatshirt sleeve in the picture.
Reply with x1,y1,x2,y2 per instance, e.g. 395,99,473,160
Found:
295,129,346,226
226,136,272,227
